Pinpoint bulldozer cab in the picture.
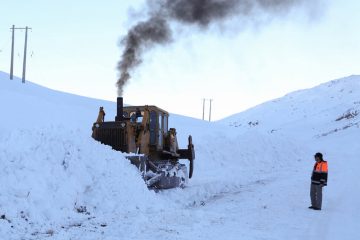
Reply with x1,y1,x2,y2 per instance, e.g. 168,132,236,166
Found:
123,105,169,151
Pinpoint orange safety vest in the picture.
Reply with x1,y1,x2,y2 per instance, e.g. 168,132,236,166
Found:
314,161,328,173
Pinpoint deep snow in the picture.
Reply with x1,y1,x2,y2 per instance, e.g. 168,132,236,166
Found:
0,71,359,239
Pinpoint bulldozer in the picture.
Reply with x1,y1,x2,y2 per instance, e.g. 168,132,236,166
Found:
91,97,195,189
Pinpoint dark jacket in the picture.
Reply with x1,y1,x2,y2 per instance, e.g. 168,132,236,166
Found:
311,160,328,185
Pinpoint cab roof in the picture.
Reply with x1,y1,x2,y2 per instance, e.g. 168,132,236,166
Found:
123,105,169,116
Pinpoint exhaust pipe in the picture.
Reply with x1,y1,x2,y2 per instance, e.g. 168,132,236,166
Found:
115,97,123,121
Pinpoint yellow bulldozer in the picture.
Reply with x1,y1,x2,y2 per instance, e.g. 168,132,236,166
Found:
92,97,195,189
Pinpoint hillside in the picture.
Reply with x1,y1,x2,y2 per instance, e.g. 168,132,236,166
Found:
0,72,359,240
220,75,360,140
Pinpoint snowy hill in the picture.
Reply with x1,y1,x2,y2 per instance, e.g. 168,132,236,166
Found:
0,72,359,240
219,75,360,140
0,71,116,131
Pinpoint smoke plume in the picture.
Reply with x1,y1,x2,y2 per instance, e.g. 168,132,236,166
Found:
117,0,315,96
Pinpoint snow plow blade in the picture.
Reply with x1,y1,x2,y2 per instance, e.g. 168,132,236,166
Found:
127,155,188,189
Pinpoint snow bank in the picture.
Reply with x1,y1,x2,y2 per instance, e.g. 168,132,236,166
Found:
0,73,163,237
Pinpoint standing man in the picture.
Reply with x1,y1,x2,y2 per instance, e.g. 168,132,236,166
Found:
309,152,328,210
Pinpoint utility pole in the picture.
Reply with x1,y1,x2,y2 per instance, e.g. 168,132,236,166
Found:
10,25,15,80
202,98,205,120
22,26,29,83
209,99,213,122
9,25,32,83
201,98,214,121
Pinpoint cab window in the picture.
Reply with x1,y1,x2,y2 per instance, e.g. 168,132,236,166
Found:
130,111,144,123
150,111,157,145
158,113,163,147
163,115,168,133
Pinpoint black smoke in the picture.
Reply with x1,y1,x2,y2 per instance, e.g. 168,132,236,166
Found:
117,0,315,96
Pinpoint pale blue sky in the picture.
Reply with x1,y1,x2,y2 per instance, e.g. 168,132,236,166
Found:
1,0,359,120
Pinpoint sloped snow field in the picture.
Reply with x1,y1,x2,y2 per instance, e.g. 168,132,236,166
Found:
0,71,359,239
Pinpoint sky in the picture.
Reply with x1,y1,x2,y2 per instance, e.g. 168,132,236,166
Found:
0,0,359,120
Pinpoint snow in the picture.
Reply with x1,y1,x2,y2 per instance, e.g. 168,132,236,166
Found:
1,71,359,239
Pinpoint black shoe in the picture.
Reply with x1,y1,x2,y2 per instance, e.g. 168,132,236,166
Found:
313,207,321,210
308,206,314,209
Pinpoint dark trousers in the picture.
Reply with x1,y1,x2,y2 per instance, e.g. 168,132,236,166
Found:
310,183,323,209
